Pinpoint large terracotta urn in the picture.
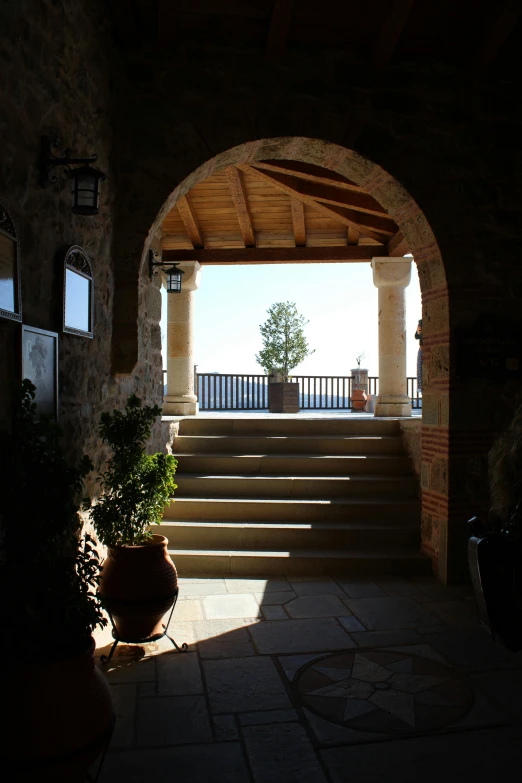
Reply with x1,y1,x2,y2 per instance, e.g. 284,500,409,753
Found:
98,534,178,640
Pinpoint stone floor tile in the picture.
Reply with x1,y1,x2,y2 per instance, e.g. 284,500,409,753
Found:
171,597,204,622
424,629,515,672
138,681,156,698
213,714,239,741
320,726,522,783
303,708,389,746
108,684,136,749
384,643,450,666
447,684,514,730
194,619,258,658
412,580,474,602
285,594,348,618
164,620,197,650
336,579,386,598
225,578,291,593
337,615,366,633
254,591,297,605
177,580,228,596
203,593,262,619
351,629,423,648
250,618,354,654
136,694,212,746
290,579,346,596
157,651,203,695
374,577,421,596
203,657,291,713
239,708,299,725
242,723,328,783
104,654,156,684
262,605,288,620
99,743,251,782
278,654,324,682
289,576,325,582
472,668,522,721
345,596,439,631
422,600,480,630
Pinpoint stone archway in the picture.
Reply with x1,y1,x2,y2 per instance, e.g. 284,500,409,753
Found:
119,137,451,582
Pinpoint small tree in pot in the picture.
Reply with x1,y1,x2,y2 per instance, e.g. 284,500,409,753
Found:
86,394,179,643
256,301,314,413
0,380,113,781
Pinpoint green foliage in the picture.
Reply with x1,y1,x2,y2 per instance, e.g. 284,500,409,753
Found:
256,301,315,381
87,394,178,547
0,380,106,655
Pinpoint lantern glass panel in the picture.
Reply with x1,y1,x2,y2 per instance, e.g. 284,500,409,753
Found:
167,269,182,293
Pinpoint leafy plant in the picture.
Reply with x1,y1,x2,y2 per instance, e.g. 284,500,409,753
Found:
0,380,105,656
355,351,367,368
256,301,314,382
87,394,178,547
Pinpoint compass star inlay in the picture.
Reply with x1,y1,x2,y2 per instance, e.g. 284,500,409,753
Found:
293,649,473,734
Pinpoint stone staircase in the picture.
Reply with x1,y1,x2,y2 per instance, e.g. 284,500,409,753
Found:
161,416,430,577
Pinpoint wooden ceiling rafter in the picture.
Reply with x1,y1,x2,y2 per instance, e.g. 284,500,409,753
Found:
162,246,379,265
373,0,417,69
474,1,522,70
237,164,392,242
225,167,256,247
347,227,360,245
266,0,296,58
290,198,306,246
387,231,410,257
177,194,204,248
254,159,361,192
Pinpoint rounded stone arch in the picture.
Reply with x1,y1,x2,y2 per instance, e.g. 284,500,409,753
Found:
116,136,452,581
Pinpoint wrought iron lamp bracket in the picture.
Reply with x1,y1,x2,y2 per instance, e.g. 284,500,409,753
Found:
148,249,164,279
40,135,99,187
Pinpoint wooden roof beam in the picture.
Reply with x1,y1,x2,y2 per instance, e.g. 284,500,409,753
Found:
266,0,295,59
347,227,360,245
177,195,204,249
474,1,522,71
225,167,256,247
240,165,395,239
373,0,416,70
291,199,306,246
387,231,410,257
255,159,360,191
162,246,380,265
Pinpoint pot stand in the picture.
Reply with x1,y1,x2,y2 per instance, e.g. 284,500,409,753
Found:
100,589,188,664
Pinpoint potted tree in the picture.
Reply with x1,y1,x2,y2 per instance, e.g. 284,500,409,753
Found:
0,380,113,782
256,301,314,413
86,394,179,644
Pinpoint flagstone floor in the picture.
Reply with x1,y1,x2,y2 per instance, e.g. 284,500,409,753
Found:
94,575,522,783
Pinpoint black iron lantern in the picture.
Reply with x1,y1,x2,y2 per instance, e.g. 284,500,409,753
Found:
40,136,106,216
149,250,185,294
68,163,106,216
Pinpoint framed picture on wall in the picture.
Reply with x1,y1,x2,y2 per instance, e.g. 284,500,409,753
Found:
21,325,59,419
0,199,22,322
63,245,93,338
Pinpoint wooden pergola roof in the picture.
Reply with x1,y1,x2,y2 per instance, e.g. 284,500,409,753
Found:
161,160,408,265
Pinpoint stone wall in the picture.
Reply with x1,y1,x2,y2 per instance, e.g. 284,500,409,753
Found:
399,419,422,491
0,1,165,500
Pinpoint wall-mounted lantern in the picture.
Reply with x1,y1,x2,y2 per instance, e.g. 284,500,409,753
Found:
40,136,106,216
149,250,185,294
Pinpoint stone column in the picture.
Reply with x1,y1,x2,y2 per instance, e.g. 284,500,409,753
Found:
163,261,202,415
371,257,412,417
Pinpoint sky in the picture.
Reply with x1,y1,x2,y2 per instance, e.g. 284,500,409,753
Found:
161,258,421,379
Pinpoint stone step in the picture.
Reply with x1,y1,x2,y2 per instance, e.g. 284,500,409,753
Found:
168,547,432,577
173,474,417,499
173,435,404,455
177,417,401,437
160,520,420,550
165,496,420,523
173,453,412,476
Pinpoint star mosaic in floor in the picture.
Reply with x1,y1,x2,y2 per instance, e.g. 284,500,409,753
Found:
293,649,474,733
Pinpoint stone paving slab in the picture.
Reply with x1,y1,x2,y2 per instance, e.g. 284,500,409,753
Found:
203,657,292,713
424,629,516,672
136,694,212,746
225,578,292,593
109,684,136,749
254,591,297,605
242,723,328,783
203,593,262,619
239,708,299,725
289,579,347,596
250,618,355,654
285,594,348,618
345,596,441,631
157,651,203,695
262,605,288,620
99,743,251,782
192,618,259,658
421,599,480,630
336,579,387,598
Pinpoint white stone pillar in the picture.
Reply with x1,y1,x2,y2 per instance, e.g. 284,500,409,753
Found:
371,257,412,418
163,261,202,416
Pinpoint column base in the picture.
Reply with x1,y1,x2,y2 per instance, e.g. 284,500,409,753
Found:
374,396,412,417
163,398,198,416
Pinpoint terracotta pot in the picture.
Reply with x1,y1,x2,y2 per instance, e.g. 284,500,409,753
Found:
99,534,178,640
351,389,367,411
4,637,113,782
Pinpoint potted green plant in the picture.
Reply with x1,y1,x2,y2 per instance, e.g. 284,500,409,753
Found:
86,394,178,642
256,301,314,413
0,380,113,782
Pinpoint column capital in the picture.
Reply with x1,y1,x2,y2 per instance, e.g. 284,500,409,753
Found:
167,261,202,292
371,257,411,289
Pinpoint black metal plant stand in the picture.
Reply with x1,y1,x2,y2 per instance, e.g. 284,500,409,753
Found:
100,590,188,665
